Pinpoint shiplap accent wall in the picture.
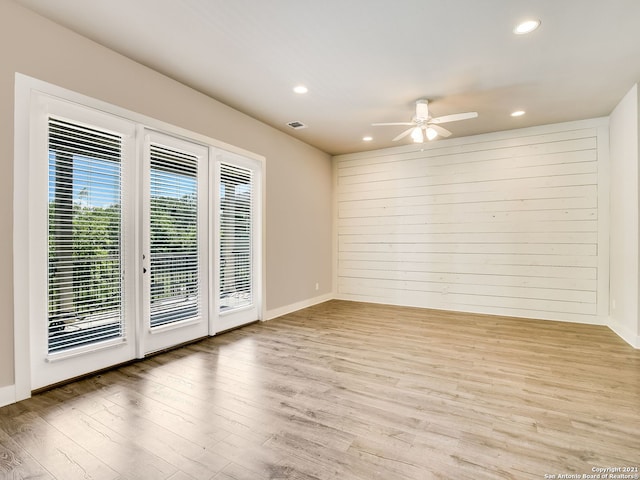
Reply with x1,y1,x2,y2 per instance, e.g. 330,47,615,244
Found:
334,119,609,324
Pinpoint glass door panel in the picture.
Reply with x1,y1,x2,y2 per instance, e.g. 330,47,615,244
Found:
220,163,253,312
149,144,200,327
141,131,209,354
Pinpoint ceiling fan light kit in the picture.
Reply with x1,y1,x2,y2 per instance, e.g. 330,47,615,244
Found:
411,126,424,143
372,99,478,144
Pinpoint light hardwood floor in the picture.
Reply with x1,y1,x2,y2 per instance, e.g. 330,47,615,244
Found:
1,300,639,480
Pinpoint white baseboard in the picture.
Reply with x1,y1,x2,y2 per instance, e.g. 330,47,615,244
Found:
0,384,16,408
264,293,334,321
608,318,640,349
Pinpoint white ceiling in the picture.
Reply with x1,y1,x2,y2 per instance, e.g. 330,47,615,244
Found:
13,0,640,155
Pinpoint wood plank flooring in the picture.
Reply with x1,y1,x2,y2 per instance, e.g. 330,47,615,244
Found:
1,300,639,479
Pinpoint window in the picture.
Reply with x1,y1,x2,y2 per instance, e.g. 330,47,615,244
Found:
47,117,125,353
219,163,254,312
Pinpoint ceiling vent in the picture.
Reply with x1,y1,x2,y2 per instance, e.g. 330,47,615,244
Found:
287,121,307,130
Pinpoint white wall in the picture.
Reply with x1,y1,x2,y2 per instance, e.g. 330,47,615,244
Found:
609,83,640,348
334,119,610,324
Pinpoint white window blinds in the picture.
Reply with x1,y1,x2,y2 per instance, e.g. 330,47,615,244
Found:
47,117,124,353
220,163,253,311
149,144,200,327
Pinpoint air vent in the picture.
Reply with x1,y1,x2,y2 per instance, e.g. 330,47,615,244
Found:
287,121,307,130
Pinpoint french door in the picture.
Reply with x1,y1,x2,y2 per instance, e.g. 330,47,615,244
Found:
30,99,138,389
28,94,262,390
141,131,209,354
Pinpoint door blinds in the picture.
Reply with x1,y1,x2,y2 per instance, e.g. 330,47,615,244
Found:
149,144,200,327
219,163,253,311
47,117,124,353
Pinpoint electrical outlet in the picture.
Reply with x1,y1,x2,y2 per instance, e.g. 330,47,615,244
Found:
315,282,319,291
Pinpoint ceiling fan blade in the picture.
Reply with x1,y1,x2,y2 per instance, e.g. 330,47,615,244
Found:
372,122,415,126
392,127,415,141
430,112,478,124
429,124,452,137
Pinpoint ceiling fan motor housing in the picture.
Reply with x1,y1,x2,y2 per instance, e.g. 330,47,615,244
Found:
416,99,429,120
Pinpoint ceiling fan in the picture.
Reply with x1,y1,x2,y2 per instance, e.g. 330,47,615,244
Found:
372,99,478,143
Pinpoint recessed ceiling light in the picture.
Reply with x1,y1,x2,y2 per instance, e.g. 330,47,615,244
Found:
511,110,526,117
293,85,308,94
362,136,373,142
513,19,541,35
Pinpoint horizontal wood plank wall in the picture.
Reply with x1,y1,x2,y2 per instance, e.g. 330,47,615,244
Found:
334,120,609,324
